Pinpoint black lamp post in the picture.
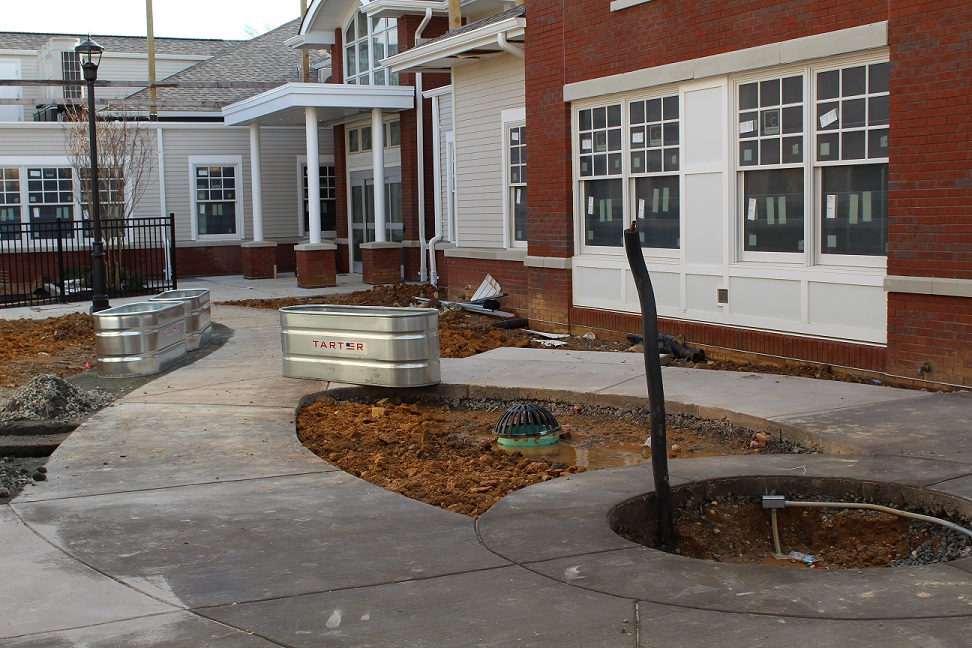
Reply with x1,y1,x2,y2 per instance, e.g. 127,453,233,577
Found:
75,36,109,313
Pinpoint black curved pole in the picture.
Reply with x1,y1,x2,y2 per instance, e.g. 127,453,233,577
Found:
623,222,674,553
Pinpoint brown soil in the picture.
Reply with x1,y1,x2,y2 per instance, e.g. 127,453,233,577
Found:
0,314,96,393
671,495,969,569
296,396,799,518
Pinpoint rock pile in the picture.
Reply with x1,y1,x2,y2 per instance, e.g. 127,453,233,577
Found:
0,374,112,424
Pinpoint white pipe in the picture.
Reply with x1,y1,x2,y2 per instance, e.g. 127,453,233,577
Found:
156,126,166,217
416,7,432,282
785,500,972,540
496,32,524,58
305,106,321,245
372,107,386,242
427,92,443,286
249,123,264,242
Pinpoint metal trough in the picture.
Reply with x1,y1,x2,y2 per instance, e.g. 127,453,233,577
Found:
279,304,440,387
93,301,187,377
149,289,212,351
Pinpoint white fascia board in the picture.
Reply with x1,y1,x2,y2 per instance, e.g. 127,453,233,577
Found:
384,16,525,73
363,0,448,19
564,21,888,102
285,32,336,49
222,82,414,125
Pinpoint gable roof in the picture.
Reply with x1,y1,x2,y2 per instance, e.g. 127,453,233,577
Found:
0,31,236,57
126,18,327,112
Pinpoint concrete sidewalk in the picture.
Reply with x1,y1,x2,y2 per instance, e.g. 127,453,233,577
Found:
2,293,971,646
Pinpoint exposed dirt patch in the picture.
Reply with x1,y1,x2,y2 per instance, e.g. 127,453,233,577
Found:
296,396,807,518
671,495,972,569
0,313,97,394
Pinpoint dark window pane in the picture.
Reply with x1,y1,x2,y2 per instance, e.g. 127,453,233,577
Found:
646,98,662,122
664,148,679,172
817,70,840,100
782,136,803,164
663,95,679,120
593,106,606,129
817,132,840,161
579,156,592,177
821,164,887,256
868,128,889,159
608,128,622,151
842,131,866,159
513,186,528,242
584,178,624,247
743,168,805,253
634,175,680,249
609,153,623,174
760,138,781,165
761,108,781,136
817,101,839,130
739,140,759,166
663,121,679,146
841,98,866,128
739,111,758,139
579,109,592,131
782,106,803,134
630,126,645,147
868,95,889,126
739,83,759,110
647,149,663,173
760,79,780,106
631,151,646,173
630,100,645,124
869,62,890,94
842,66,867,96
593,155,607,176
782,75,803,104
607,104,622,127
648,124,663,147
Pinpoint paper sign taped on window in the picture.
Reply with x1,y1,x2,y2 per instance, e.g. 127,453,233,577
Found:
588,196,594,215
819,109,838,128
632,131,644,144
638,198,645,220
582,139,593,151
826,194,837,219
515,188,522,205
511,131,519,142
739,120,755,134
747,197,757,221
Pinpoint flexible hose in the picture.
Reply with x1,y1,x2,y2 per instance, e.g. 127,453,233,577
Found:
784,500,972,540
771,508,782,556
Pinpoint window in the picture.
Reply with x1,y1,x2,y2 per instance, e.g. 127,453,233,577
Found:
344,11,398,86
302,164,336,233
738,75,806,254
26,167,74,238
578,103,624,247
507,124,527,244
0,168,21,240
815,62,889,257
630,95,680,248
347,120,400,153
192,162,241,238
61,51,81,100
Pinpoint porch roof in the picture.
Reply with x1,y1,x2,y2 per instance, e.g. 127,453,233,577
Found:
221,82,414,127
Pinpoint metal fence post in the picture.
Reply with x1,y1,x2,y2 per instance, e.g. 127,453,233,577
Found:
169,213,178,290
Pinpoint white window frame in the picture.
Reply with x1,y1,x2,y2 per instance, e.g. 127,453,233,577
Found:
343,9,399,86
347,118,401,154
296,155,337,238
0,157,83,245
501,107,527,249
189,155,244,241
730,52,890,270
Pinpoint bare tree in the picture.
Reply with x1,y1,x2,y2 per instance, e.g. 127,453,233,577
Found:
63,104,156,290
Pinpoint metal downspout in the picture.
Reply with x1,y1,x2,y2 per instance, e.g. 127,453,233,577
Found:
416,7,432,281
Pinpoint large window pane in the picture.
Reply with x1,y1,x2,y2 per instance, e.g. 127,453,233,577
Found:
584,179,623,247
821,164,887,256
743,168,804,253
634,176,679,249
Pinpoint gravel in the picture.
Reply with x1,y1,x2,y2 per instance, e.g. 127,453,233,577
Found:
0,374,113,424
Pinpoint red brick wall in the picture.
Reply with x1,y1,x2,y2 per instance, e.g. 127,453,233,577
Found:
446,257,531,314
887,294,972,386
176,246,242,277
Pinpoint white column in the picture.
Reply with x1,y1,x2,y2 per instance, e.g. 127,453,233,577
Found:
305,106,322,245
372,107,386,243
249,123,264,242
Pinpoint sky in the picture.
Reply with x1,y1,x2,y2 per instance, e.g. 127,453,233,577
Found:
3,0,305,40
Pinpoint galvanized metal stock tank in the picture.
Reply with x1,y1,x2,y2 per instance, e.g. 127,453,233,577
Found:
279,304,440,387
149,288,213,351
93,301,187,377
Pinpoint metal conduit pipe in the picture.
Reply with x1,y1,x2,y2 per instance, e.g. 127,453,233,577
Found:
416,8,432,282
784,500,972,540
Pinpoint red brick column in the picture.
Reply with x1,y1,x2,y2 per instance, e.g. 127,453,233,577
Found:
361,241,402,284
295,242,337,288
335,238,351,275
241,241,277,280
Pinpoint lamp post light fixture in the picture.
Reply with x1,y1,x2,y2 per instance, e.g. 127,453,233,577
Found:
75,36,109,313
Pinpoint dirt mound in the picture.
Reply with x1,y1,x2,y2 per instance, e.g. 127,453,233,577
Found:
0,374,112,423
0,313,96,391
222,283,439,310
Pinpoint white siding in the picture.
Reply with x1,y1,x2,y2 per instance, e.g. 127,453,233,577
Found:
452,53,525,248
0,59,24,122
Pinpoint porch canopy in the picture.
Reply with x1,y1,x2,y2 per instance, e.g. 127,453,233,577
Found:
222,83,414,245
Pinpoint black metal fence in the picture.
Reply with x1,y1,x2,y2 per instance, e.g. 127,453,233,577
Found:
0,215,177,308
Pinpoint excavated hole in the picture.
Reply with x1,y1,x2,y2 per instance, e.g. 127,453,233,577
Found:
610,476,972,569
